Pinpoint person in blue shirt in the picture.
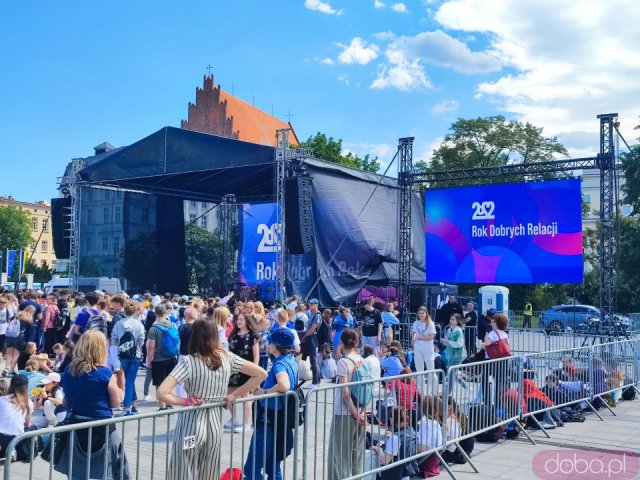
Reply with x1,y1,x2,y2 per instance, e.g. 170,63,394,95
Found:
332,307,355,358
380,346,406,378
244,328,299,480
70,292,100,342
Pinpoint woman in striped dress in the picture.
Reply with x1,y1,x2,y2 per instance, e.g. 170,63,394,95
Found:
157,318,267,480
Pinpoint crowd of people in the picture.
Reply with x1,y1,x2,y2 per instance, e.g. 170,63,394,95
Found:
0,286,629,479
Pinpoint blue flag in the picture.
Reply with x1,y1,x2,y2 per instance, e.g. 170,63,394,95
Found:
6,250,16,277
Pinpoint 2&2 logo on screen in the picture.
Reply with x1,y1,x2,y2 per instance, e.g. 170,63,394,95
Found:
257,223,278,253
471,201,495,220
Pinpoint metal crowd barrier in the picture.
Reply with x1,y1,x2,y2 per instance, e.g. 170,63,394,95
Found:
4,338,640,480
506,328,547,354
302,368,450,480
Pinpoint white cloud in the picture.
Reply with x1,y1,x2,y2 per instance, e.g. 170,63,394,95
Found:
337,37,380,65
388,30,502,74
319,57,334,65
431,99,459,114
434,0,640,141
338,73,350,85
372,30,396,42
304,0,343,15
374,0,386,8
391,2,408,13
371,58,432,91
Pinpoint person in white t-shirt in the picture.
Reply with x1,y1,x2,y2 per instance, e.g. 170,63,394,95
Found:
362,344,381,380
0,295,16,358
417,395,443,477
31,372,65,427
411,307,437,392
0,374,33,460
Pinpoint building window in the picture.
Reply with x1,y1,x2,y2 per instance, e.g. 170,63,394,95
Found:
189,213,196,222
31,241,36,250
41,260,47,267
582,194,591,204
87,208,93,225
202,202,208,208
114,206,121,223
200,216,207,228
41,241,48,253
103,207,109,224
102,236,109,254
42,219,48,232
114,236,120,254
141,207,149,224
190,200,197,207
32,217,37,231
86,237,92,254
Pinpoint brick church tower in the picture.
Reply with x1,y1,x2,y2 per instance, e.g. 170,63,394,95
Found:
181,75,298,146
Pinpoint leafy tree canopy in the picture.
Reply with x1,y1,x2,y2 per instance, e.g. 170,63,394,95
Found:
418,116,568,186
297,133,380,173
621,120,640,214
0,206,32,252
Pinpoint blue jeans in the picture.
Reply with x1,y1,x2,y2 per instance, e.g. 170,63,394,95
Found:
244,421,282,480
120,358,140,408
27,324,43,350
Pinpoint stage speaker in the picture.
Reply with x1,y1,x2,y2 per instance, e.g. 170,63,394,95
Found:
51,197,71,259
285,174,314,254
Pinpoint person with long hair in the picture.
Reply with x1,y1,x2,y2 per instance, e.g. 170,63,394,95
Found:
225,313,260,432
441,314,467,366
412,306,437,392
157,319,266,480
4,306,34,376
58,330,129,478
32,372,66,427
328,328,367,480
0,374,32,460
211,306,230,351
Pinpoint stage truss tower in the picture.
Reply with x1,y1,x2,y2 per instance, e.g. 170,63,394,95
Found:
220,193,237,294
397,137,415,322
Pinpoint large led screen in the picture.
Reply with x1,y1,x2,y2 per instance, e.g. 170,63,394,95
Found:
425,179,583,283
238,202,278,285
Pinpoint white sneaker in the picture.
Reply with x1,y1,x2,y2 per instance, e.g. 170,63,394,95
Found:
307,383,319,390
541,421,556,430
233,424,246,433
143,395,154,402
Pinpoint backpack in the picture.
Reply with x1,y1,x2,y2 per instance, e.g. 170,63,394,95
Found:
622,386,636,401
285,381,306,430
153,323,180,357
294,313,306,333
344,356,374,407
468,405,504,443
117,328,138,360
86,310,107,335
6,316,21,338
55,307,69,331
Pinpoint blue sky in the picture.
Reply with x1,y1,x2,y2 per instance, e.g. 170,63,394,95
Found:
2,0,638,203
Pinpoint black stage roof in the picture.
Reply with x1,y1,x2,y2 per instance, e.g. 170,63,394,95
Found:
79,126,398,203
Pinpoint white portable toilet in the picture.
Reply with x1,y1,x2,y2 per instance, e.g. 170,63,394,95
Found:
478,285,510,315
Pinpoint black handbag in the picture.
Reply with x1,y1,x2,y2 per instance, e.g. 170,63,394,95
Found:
40,413,73,465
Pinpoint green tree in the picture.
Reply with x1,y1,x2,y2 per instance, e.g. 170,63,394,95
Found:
616,216,640,312
0,206,32,252
185,223,236,296
621,120,640,213
420,116,568,187
297,133,381,173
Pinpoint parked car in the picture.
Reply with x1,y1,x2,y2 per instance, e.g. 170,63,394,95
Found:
539,305,601,334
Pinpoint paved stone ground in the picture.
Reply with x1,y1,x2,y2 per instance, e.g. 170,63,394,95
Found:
448,398,640,480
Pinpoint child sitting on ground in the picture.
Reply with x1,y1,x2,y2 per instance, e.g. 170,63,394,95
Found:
319,343,337,381
372,407,420,480
441,396,474,464
417,395,444,478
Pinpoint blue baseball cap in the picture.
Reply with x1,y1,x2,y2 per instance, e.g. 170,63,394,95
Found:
269,328,295,349
487,308,498,316
308,298,319,305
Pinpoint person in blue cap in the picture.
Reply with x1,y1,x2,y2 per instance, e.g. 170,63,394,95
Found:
244,327,299,480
